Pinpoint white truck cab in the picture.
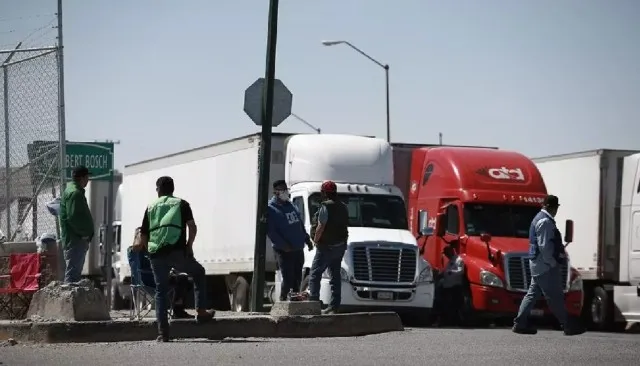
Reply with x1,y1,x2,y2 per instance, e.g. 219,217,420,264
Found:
272,134,435,318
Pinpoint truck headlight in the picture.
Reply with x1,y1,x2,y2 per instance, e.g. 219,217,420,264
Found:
479,270,504,288
417,267,433,283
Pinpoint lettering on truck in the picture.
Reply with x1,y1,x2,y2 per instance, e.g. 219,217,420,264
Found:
476,166,525,181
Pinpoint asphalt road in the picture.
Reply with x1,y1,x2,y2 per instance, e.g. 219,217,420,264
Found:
1,327,638,366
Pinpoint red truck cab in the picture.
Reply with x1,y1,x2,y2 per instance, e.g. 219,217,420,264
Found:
393,145,583,323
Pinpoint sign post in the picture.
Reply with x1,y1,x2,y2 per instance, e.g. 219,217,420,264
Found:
242,0,292,312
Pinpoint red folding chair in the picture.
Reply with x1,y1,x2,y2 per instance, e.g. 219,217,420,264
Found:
0,253,41,319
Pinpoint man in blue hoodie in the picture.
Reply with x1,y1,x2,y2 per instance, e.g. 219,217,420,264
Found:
513,195,585,336
268,180,312,301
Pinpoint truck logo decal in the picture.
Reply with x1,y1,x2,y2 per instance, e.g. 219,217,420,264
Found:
476,166,525,181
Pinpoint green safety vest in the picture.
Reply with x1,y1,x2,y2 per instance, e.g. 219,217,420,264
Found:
146,195,183,254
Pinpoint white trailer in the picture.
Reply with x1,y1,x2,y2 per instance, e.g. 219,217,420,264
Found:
118,133,435,315
534,149,640,330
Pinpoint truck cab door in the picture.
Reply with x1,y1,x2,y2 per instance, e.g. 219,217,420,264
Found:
290,193,315,269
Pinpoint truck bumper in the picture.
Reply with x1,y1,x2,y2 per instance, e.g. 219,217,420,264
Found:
321,279,435,314
469,283,583,318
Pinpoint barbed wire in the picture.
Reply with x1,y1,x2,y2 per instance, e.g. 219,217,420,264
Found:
0,16,57,50
0,14,56,23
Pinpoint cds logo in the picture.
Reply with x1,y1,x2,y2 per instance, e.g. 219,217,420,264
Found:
476,166,525,181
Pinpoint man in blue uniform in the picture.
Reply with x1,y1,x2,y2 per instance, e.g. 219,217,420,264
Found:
513,195,585,336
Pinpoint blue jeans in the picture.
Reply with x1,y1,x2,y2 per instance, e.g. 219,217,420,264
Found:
149,249,207,333
514,265,567,328
308,244,346,308
63,238,89,283
275,249,305,300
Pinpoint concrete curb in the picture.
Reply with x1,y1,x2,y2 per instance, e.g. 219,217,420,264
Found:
0,312,403,343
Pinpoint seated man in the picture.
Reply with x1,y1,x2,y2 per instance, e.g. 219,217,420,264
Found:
128,245,194,319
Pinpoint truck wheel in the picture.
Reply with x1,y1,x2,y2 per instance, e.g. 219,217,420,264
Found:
457,281,486,327
590,286,610,330
111,279,126,311
231,276,250,312
590,286,626,332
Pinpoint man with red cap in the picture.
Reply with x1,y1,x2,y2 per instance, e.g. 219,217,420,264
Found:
309,180,350,314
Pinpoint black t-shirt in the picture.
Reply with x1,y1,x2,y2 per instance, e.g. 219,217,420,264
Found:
140,198,194,256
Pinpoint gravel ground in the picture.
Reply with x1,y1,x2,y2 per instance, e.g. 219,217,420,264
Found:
1,327,639,366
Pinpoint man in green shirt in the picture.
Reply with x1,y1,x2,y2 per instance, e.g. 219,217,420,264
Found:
59,166,95,283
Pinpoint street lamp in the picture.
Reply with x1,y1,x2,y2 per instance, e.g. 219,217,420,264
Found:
321,40,390,142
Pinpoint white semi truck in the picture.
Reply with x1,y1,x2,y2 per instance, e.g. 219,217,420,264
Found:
534,149,640,330
116,133,435,316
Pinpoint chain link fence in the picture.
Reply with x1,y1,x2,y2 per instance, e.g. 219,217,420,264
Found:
0,46,63,244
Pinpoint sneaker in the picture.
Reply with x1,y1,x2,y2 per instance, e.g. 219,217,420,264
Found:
322,307,338,315
195,309,215,323
156,335,171,342
512,325,538,335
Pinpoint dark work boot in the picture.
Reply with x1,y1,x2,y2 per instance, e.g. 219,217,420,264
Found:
563,317,586,336
512,324,538,335
157,327,171,342
171,307,195,320
195,309,215,323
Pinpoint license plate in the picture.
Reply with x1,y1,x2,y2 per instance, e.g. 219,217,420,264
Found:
376,291,393,300
531,309,544,316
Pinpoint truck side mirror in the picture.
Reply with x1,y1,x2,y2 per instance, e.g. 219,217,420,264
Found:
435,213,446,237
564,219,574,244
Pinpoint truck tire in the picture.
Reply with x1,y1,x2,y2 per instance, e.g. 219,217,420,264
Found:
457,280,487,327
111,279,126,311
590,286,610,330
231,276,250,312
590,286,626,332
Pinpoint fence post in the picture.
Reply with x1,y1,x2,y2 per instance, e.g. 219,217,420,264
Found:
2,66,9,238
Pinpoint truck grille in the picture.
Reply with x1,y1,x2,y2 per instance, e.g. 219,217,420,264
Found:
506,255,569,291
352,245,417,283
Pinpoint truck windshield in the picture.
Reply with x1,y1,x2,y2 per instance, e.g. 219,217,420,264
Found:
463,203,540,238
308,193,408,230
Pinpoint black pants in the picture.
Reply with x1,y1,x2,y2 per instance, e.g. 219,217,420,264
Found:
275,249,305,301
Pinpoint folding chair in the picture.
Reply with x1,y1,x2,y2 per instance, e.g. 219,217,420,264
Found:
127,247,177,321
0,253,41,319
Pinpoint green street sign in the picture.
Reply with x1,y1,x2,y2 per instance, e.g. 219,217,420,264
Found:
65,142,114,181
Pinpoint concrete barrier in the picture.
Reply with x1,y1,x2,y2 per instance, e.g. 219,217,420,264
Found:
270,301,321,316
0,312,403,343
26,280,111,322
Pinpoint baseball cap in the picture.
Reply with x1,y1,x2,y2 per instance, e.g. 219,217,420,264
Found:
544,195,560,207
72,165,90,178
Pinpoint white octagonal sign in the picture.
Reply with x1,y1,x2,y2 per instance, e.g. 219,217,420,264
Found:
243,78,293,127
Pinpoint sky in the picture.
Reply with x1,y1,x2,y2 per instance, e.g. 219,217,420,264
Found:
1,0,639,170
